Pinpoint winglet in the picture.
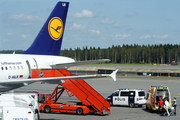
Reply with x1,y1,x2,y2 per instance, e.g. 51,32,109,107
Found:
109,69,118,81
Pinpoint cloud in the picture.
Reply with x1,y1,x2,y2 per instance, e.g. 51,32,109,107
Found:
101,19,127,28
7,32,13,36
71,23,86,30
115,34,131,39
140,35,151,39
113,23,127,28
6,14,44,26
100,36,106,39
126,12,138,16
47,6,54,10
74,9,94,18
20,34,27,38
90,30,100,34
101,18,114,24
3,39,10,43
140,35,168,39
10,14,43,21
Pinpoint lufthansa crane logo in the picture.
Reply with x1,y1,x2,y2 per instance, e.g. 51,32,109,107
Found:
48,17,63,41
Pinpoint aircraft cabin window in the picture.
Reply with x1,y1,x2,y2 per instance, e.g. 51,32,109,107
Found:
13,66,16,70
17,66,20,70
1,67,3,70
21,66,23,70
9,66,12,70
5,67,8,70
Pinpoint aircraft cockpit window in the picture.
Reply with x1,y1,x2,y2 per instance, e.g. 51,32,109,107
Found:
5,67,7,70
1,67,3,70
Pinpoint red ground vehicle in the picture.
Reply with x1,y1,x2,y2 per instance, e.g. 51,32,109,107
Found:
36,69,111,115
38,85,96,115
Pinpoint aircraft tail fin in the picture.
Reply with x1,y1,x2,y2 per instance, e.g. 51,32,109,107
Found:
22,2,69,56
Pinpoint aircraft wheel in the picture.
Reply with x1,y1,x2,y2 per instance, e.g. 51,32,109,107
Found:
76,108,83,115
44,106,51,113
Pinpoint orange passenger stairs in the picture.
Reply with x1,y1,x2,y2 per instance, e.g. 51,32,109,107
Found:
32,69,111,115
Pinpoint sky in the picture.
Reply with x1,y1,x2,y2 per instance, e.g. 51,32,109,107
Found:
0,0,180,50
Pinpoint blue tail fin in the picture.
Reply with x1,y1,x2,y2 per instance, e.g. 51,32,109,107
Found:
22,2,69,56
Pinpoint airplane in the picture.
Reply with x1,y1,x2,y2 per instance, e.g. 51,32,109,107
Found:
0,1,117,92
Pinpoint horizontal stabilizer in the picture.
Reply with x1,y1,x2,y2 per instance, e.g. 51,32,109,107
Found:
109,69,118,81
100,69,118,81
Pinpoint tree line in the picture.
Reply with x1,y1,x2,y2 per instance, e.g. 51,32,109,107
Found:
61,44,180,64
0,50,24,54
0,44,179,64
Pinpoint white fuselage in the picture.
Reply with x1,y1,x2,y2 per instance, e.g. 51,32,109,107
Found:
0,54,75,91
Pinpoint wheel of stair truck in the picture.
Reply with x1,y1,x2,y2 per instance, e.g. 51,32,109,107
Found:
76,108,83,115
44,105,51,113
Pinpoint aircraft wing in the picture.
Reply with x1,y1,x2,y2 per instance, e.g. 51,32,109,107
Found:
0,69,118,85
50,59,110,68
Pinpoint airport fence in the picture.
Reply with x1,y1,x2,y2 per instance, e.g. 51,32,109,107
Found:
69,69,180,77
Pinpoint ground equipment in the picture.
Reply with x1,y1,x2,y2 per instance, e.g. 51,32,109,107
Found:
36,69,111,115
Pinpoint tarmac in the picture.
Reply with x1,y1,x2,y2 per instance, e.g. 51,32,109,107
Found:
14,76,180,120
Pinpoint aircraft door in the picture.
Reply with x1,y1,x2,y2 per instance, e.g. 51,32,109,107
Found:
26,58,38,78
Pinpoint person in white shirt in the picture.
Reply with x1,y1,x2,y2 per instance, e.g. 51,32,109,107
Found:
164,98,170,116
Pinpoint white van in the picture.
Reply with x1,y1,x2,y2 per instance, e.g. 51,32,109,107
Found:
0,92,39,120
106,88,146,107
0,106,34,120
